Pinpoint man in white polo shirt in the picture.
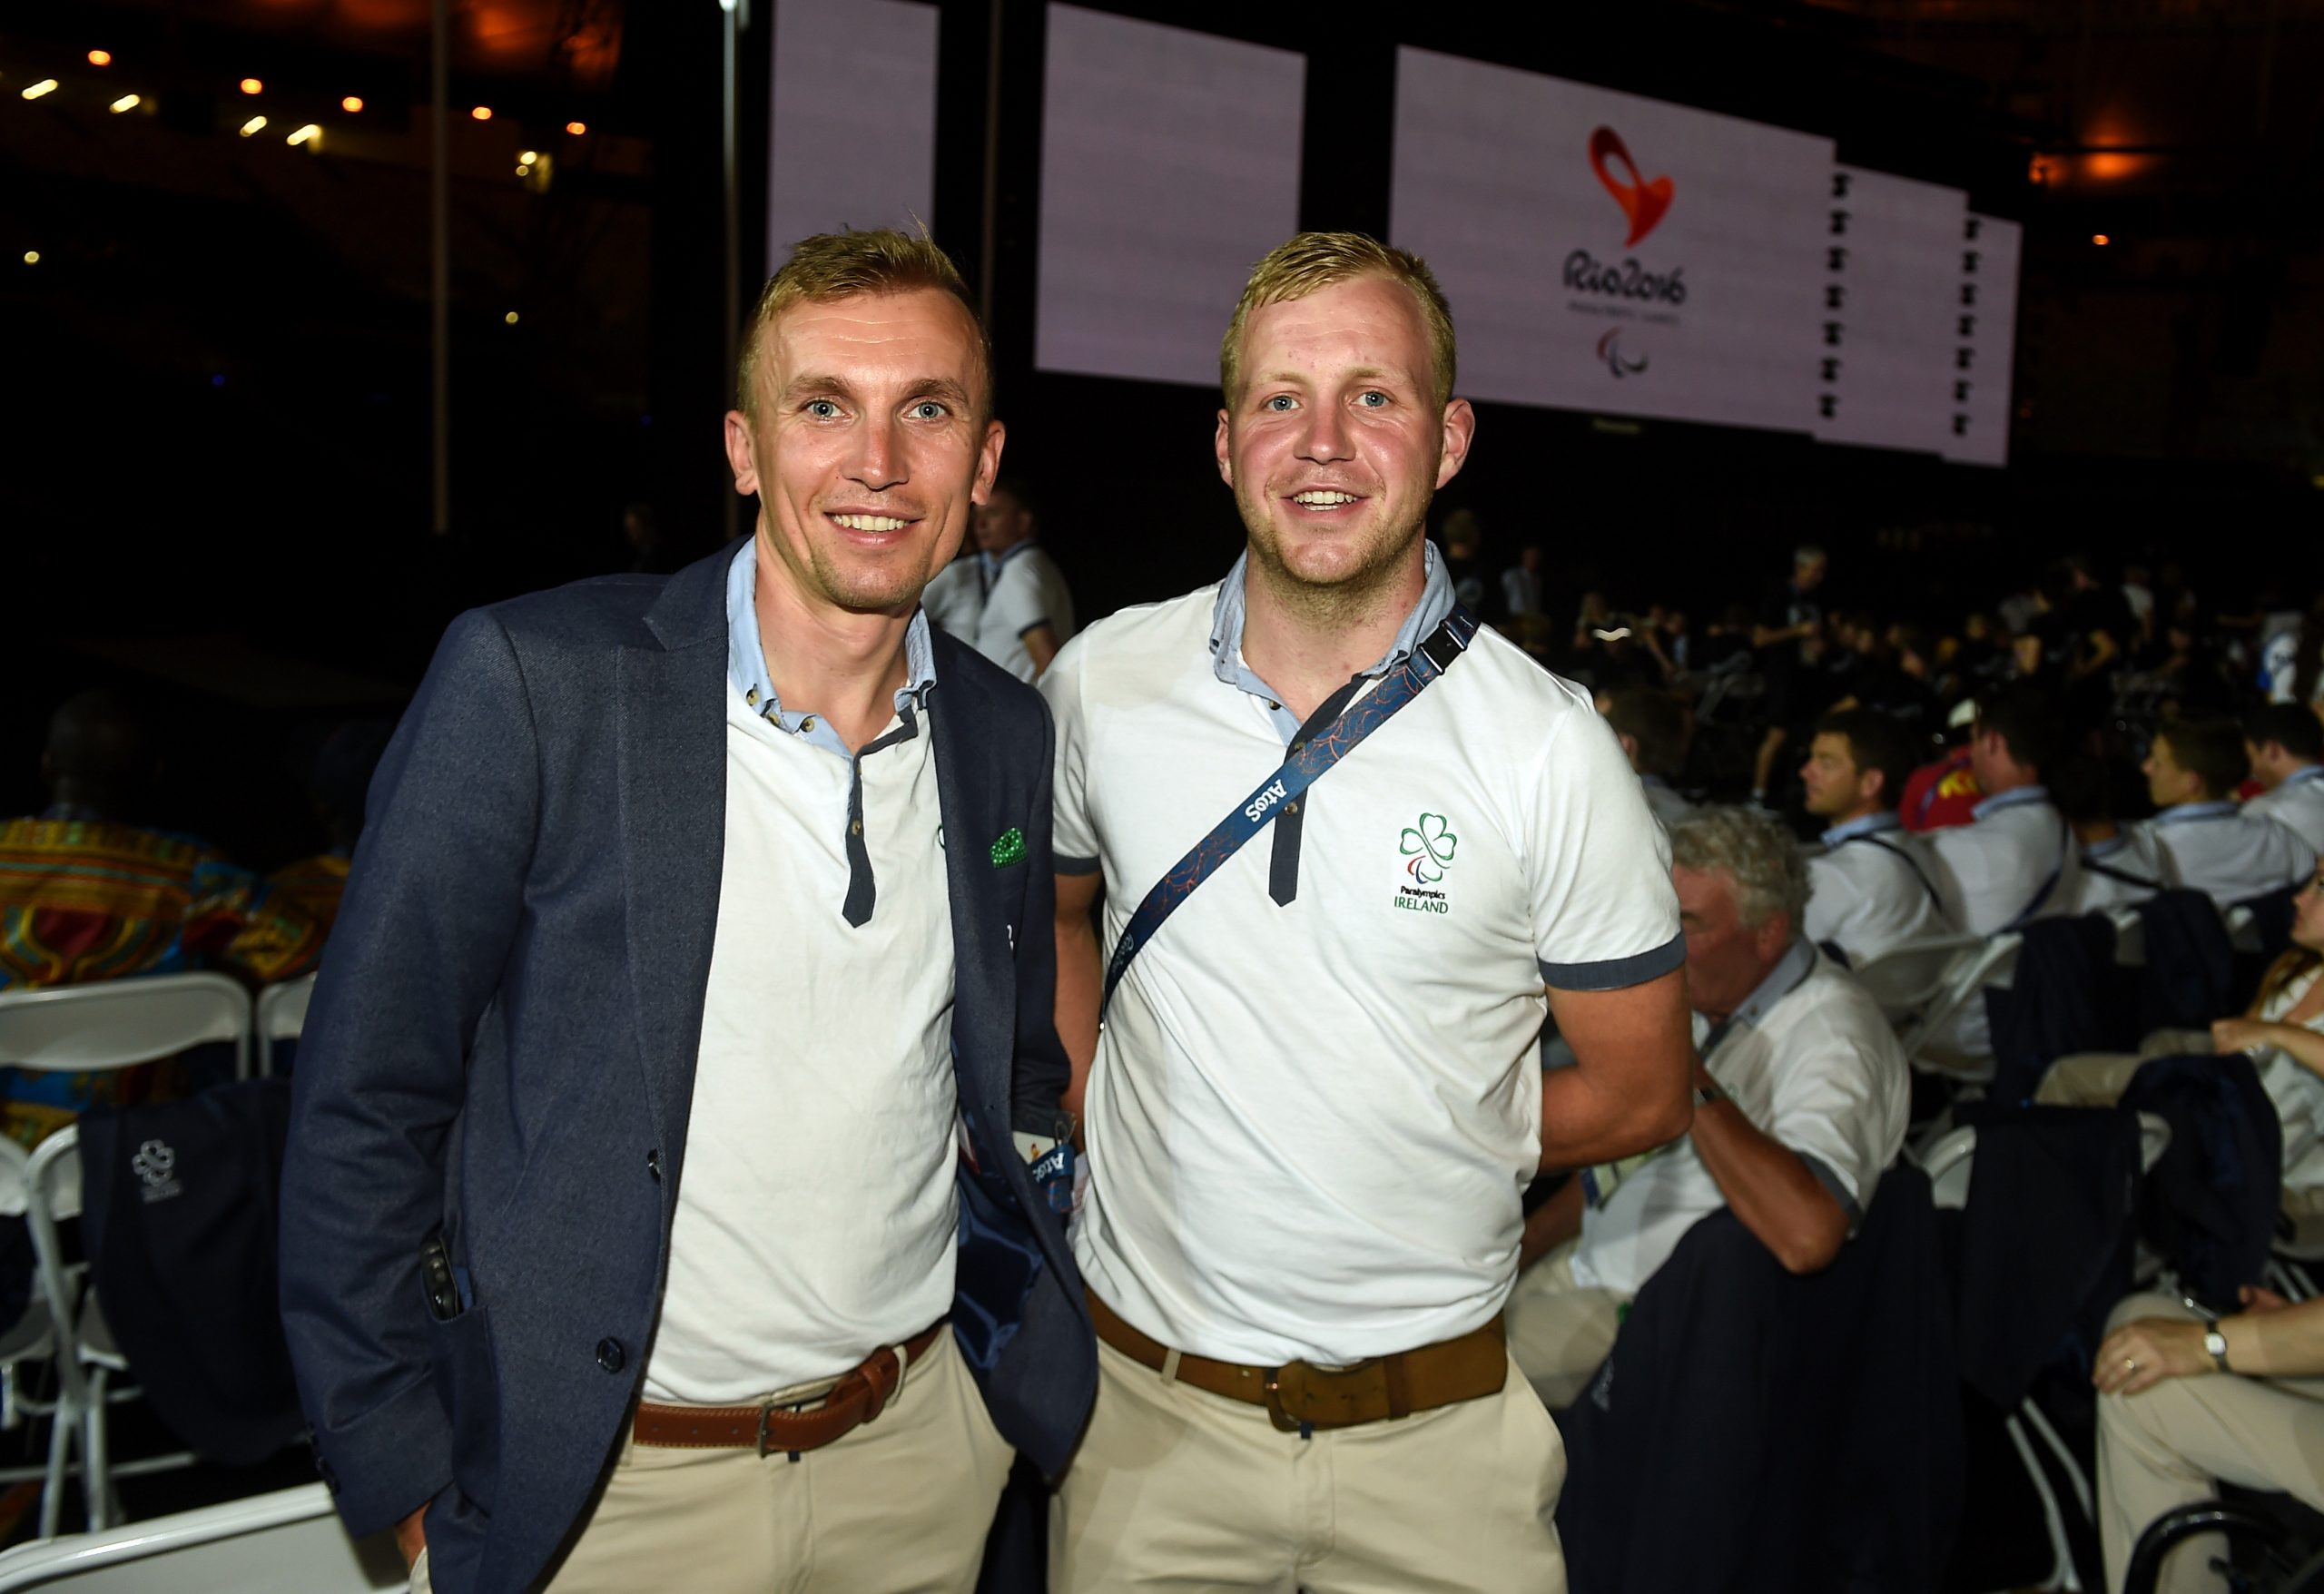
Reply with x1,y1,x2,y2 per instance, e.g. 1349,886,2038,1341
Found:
1506,805,1910,1408
972,478,1075,681
2245,704,2324,857
1798,706,1950,966
1924,688,2083,937
2134,716,2317,910
1041,232,1693,1592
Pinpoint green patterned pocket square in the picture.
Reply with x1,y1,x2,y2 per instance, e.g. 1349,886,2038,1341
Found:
990,828,1026,868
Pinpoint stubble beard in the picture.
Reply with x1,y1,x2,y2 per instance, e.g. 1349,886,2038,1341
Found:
1236,483,1430,634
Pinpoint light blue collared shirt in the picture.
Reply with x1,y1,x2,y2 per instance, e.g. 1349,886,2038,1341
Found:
2286,765,2324,789
1972,783,2052,822
725,539,938,759
2152,801,2240,828
1821,811,1904,848
1207,540,1454,743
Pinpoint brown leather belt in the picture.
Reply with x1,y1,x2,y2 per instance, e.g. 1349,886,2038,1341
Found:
632,1321,945,1455
1088,1294,1506,1432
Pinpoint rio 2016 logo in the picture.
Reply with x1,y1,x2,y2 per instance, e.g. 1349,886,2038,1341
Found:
1589,127,1673,246
1571,127,1681,377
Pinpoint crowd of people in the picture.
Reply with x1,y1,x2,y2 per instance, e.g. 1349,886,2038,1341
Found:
7,219,2324,1594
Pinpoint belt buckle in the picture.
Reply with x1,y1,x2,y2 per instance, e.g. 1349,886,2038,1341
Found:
1263,1360,1385,1432
754,1401,776,1459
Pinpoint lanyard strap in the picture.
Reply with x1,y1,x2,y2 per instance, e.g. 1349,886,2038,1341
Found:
1843,833,1943,908
1100,605,1479,1017
2004,817,2071,932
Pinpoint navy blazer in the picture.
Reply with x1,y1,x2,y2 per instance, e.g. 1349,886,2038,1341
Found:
279,546,1096,1594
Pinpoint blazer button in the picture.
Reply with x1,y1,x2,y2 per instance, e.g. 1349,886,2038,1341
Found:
645,1149,662,1183
596,1338,626,1373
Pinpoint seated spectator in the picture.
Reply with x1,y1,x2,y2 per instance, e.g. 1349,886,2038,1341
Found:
918,538,985,644
2244,703,2324,856
1505,806,1909,1408
971,477,1075,681
2038,866,2324,1235
1899,722,1984,833
1924,689,2083,935
2134,717,2316,910
2092,1284,2324,1594
1597,687,1692,829
1799,707,1949,965
268,719,395,934
2,691,323,1144
2053,752,2177,915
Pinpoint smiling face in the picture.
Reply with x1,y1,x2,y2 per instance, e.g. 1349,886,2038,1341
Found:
1215,274,1473,610
723,287,1002,618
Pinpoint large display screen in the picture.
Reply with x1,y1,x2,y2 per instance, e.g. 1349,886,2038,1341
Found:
1814,166,1969,457
1033,4,1305,389
766,0,940,261
1391,46,1835,434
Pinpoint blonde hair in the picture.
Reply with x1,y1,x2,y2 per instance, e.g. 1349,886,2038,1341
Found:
736,229,990,418
1219,231,1457,408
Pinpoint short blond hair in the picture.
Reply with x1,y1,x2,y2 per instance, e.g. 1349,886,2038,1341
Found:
1219,231,1457,408
736,228,990,418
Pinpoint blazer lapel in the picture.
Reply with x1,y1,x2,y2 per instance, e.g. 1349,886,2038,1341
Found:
617,551,733,1155
930,644,1012,1128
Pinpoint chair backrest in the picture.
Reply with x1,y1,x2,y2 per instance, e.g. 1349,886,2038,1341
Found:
0,1481,406,1591
0,976,251,1080
1850,934,1983,1019
1916,1113,2172,1211
251,975,317,1078
1897,932,2025,1066
2110,908,2145,967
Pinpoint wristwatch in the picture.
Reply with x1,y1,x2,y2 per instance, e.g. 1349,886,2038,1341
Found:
1692,1080,1725,1108
2203,1319,2231,1373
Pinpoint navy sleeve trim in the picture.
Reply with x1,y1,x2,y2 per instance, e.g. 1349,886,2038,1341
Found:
1017,618,1054,641
1539,931,1685,993
1798,1151,1866,1234
1055,852,1101,876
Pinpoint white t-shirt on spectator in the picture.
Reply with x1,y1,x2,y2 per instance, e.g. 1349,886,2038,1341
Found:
1924,785,2082,937
2248,767,2324,858
975,542,1075,682
1806,812,1951,965
1571,942,1909,1297
2132,802,2317,911
920,555,984,644
1042,550,1682,1366
2072,828,2178,915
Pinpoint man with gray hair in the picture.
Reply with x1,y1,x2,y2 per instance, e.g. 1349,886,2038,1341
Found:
1505,804,1911,1408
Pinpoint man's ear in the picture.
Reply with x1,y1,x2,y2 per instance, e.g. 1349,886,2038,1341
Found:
1214,409,1234,488
724,410,760,497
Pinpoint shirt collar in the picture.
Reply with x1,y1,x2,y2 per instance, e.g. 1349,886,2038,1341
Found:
724,540,937,753
1208,538,1453,697
2286,764,2324,788
1821,811,1903,846
1723,938,1818,1034
2154,800,2239,827
2085,834,2129,861
1973,783,2051,821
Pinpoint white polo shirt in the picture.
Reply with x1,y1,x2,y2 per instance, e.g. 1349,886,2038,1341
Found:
645,543,959,1404
976,541,1075,682
1640,776,1694,831
2071,828,2176,915
2248,965,2324,1190
920,553,984,644
1924,784,2082,937
2248,766,2324,857
2132,802,2317,911
1570,941,1910,1297
1043,546,1683,1365
1805,812,1951,965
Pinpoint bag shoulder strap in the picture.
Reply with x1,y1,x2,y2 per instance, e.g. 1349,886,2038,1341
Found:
1100,606,1479,1016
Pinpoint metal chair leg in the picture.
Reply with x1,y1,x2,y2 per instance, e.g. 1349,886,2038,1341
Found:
2006,1412,2084,1591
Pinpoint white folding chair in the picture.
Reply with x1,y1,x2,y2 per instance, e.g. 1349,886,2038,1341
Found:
0,1481,408,1592
2109,909,2145,968
1847,933,1983,1023
251,974,317,1080
2226,902,2263,954
22,1128,195,1538
0,976,252,1084
1915,1115,2173,1592
0,975,244,1536
1898,931,2025,1083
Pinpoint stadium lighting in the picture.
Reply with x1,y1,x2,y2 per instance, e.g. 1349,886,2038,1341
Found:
2093,233,2111,247
566,121,586,135
342,95,363,113
87,50,113,67
240,77,263,95
110,93,140,113
288,123,320,146
240,114,267,136
470,104,492,121
22,80,59,101
23,251,38,265
504,310,519,324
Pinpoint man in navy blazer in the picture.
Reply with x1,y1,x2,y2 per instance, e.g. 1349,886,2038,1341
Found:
281,231,1095,1594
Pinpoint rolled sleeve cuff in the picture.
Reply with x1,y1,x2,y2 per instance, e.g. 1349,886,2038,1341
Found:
313,1373,458,1538
1539,931,1685,993
1055,852,1101,876
1798,1151,1866,1234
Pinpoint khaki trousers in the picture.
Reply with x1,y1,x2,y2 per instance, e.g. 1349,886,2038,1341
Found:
2034,1031,2219,1109
1050,1336,1566,1593
1504,1243,1627,1413
529,1332,1010,1594
2097,1294,2324,1594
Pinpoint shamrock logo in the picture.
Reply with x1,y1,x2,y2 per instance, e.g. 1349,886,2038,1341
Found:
1400,812,1459,884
